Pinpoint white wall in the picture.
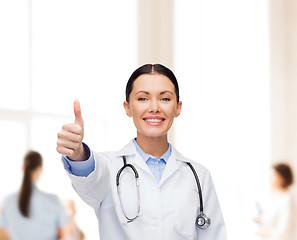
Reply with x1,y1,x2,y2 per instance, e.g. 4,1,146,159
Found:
270,0,297,183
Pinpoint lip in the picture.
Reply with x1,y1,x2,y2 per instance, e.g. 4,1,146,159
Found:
143,116,165,126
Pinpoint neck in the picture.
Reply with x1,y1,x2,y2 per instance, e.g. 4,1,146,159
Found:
136,134,169,158
274,186,289,194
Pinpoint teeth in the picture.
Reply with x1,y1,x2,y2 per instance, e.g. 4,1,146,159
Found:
146,118,162,122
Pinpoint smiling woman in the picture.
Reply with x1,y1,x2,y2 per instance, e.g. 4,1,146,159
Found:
123,72,182,151
56,63,227,240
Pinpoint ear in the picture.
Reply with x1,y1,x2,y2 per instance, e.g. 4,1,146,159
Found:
123,101,132,117
174,101,182,118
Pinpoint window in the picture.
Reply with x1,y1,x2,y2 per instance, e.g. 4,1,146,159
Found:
0,1,137,238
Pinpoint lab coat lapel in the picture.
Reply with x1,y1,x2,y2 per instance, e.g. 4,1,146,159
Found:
129,154,153,177
116,140,153,177
159,147,184,186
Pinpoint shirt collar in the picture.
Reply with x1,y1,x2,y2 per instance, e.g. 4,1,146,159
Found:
133,138,172,163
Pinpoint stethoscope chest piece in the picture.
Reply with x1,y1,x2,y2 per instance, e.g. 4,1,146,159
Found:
197,213,211,229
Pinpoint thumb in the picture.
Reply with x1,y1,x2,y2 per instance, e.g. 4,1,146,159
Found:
74,100,84,126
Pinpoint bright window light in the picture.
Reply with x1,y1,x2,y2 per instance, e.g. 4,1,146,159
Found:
0,0,29,110
0,121,27,195
0,1,137,239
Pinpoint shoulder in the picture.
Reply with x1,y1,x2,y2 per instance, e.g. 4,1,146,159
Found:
4,192,18,200
2,192,18,207
34,189,61,204
283,191,296,205
172,146,210,174
93,140,137,160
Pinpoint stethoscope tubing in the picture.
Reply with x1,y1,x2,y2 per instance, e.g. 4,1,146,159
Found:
116,156,141,222
116,155,210,228
186,162,204,214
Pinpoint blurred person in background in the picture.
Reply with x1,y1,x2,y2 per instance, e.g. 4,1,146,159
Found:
63,199,85,240
0,151,68,240
254,163,296,240
0,202,8,240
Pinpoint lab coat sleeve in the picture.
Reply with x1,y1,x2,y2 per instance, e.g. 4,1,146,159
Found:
197,170,227,240
66,152,111,210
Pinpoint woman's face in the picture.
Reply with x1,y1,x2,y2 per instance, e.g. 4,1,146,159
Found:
124,73,182,140
270,169,285,190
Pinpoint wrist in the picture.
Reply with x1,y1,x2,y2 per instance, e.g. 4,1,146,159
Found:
69,143,89,161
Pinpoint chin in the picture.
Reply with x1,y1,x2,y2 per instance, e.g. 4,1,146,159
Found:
143,132,168,139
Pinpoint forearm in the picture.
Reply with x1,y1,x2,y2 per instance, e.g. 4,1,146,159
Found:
58,227,66,240
66,152,111,209
0,228,9,240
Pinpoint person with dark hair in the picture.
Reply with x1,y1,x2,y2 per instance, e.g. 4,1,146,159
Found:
57,64,226,239
272,163,294,190
0,151,68,240
254,163,296,240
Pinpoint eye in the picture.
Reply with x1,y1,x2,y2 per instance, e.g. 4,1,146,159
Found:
161,97,171,102
138,97,147,101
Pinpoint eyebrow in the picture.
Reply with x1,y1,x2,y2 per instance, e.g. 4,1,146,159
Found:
160,90,174,95
135,90,174,95
135,91,149,95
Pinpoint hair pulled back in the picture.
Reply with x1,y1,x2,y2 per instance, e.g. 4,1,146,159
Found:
19,150,43,217
273,163,294,189
125,64,180,103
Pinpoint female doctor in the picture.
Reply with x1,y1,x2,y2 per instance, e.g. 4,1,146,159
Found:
57,64,226,240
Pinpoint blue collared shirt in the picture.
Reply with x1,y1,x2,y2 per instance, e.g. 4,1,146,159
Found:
62,142,95,177
133,139,171,183
62,140,172,182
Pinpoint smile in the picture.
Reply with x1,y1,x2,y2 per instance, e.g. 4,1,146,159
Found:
145,119,162,123
143,117,165,125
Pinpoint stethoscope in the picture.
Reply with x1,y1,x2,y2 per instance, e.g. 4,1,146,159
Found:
116,156,211,229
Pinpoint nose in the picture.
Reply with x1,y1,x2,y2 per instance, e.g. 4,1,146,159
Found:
148,99,160,113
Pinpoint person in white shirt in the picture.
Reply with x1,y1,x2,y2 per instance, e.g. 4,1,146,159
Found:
254,163,296,240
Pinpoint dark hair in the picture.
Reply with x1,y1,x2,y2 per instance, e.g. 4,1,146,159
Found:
125,64,180,103
19,151,43,217
273,163,294,189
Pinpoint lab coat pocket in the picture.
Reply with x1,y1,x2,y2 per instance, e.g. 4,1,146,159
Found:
173,220,197,240
172,188,198,240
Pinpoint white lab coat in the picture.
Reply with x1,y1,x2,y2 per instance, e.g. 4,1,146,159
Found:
67,140,226,240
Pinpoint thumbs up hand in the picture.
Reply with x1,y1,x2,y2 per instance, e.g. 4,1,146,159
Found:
56,100,87,161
